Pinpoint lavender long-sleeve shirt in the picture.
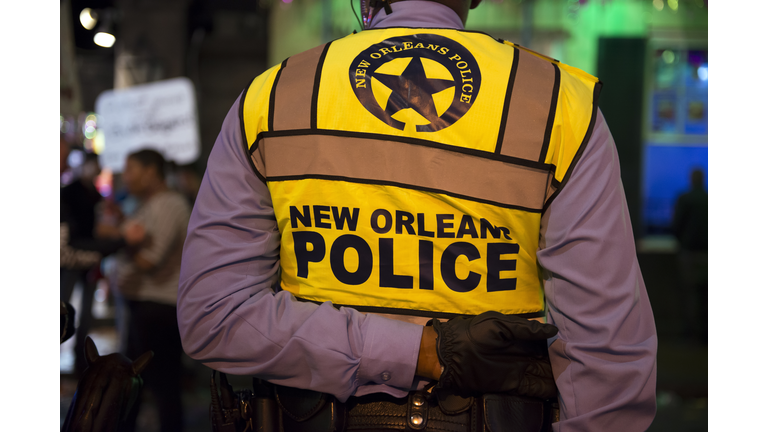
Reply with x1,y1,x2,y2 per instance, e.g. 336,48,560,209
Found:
177,2,657,430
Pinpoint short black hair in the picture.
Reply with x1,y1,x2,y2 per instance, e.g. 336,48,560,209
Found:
128,148,166,180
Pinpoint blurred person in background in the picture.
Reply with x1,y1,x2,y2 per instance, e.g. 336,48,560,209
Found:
60,137,145,376
175,164,202,206
672,168,708,343
177,0,657,430
167,161,203,207
110,148,191,432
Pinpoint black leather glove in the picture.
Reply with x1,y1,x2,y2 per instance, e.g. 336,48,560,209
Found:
61,301,76,344
62,337,153,432
431,311,558,399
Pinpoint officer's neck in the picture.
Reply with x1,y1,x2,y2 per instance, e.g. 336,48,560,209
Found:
370,0,464,30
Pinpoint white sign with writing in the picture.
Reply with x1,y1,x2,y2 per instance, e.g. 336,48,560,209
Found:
95,77,200,172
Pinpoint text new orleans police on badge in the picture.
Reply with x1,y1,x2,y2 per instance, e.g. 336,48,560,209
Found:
350,34,482,132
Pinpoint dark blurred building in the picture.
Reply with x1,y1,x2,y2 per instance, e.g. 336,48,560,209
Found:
64,0,270,171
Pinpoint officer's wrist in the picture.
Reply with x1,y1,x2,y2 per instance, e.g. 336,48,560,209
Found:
416,326,442,381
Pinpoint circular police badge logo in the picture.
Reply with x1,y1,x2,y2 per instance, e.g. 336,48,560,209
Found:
350,34,481,133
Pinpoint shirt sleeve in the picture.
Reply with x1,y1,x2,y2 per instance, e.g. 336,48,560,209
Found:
539,109,657,431
176,94,423,402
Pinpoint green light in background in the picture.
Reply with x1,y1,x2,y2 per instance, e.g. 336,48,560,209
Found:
667,0,678,11
662,50,676,64
653,0,664,11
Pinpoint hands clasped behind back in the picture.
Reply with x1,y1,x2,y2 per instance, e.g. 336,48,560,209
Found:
431,311,558,399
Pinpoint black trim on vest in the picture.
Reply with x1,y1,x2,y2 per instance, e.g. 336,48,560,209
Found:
495,47,519,155
266,173,545,213
542,81,603,212
539,63,561,164
268,59,288,134
294,297,546,320
310,43,332,130
253,129,554,172
238,88,265,182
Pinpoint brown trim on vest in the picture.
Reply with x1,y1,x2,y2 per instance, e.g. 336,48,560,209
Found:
494,47,519,154
267,59,288,134
544,170,558,205
498,49,557,162
272,43,328,131
257,134,551,211
254,129,554,171
250,147,267,181
539,63,561,163
310,43,332,130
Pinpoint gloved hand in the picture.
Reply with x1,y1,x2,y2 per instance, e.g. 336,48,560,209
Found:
431,311,558,399
62,337,153,432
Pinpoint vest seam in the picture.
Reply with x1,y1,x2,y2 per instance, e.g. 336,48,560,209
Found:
542,81,603,213
538,63,561,164
494,47,519,155
265,174,545,213
253,129,554,172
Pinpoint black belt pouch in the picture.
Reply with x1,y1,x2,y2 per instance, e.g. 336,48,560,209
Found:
274,384,346,432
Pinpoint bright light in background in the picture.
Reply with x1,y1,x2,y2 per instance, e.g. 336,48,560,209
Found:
697,65,708,81
67,149,84,169
93,129,106,155
84,113,98,139
662,50,675,64
653,0,664,11
667,0,678,11
94,32,116,48
95,167,113,197
80,8,98,30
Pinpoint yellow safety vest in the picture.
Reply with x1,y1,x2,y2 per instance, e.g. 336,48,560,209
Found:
241,28,601,318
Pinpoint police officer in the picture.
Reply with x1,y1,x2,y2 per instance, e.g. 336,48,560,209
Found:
177,0,657,430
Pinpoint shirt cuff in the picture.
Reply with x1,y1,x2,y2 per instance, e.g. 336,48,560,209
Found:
356,313,422,392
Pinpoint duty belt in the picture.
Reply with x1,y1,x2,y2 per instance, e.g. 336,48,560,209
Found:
210,371,558,432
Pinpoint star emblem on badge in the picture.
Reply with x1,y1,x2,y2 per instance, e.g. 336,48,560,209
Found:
372,57,455,128
350,34,481,133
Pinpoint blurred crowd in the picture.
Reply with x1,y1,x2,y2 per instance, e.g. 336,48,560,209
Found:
60,136,199,432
